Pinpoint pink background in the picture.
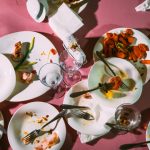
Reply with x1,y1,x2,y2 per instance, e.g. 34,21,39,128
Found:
0,0,150,150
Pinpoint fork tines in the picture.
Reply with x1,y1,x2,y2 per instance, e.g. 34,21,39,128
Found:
71,109,95,120
22,130,40,145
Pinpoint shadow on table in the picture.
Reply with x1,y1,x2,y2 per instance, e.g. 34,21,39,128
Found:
0,101,17,150
136,28,150,37
75,0,100,38
49,104,78,150
140,108,150,130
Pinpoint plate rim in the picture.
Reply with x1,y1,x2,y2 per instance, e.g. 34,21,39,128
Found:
0,53,16,102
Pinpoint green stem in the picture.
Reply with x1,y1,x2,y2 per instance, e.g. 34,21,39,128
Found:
14,37,35,71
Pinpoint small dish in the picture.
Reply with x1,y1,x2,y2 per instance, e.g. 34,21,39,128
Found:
63,79,113,136
0,53,16,102
7,102,66,150
88,57,143,109
0,111,4,139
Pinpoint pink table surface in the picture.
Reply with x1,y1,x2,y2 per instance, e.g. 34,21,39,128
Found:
0,0,150,150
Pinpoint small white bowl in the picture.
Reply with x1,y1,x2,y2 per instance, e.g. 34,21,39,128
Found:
0,54,16,102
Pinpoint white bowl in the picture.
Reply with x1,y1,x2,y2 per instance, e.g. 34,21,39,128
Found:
0,54,16,102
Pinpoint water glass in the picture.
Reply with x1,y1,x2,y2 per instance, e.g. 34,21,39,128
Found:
59,50,82,86
38,63,65,98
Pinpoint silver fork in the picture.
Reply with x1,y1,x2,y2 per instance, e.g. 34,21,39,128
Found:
96,51,129,90
70,109,95,120
22,109,67,145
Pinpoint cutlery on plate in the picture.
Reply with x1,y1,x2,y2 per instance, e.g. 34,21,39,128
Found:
22,109,67,145
70,109,95,120
70,82,114,98
105,122,129,131
96,51,129,89
60,104,95,120
119,140,150,149
60,104,89,109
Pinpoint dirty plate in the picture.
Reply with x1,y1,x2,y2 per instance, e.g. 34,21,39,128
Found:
0,31,59,102
7,102,66,150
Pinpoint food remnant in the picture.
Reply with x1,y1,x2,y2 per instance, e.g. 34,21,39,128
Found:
102,28,149,62
141,60,150,64
33,132,60,150
40,51,46,56
50,48,57,55
104,91,113,99
118,115,130,126
83,93,92,99
25,111,36,117
142,123,148,130
23,131,29,136
19,70,36,84
11,41,23,61
35,115,49,124
108,76,122,90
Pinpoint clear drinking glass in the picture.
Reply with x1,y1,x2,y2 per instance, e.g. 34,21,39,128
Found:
114,103,141,131
59,50,83,86
38,63,65,98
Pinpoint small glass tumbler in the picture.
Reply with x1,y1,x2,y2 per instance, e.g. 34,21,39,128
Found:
38,63,65,98
114,103,141,131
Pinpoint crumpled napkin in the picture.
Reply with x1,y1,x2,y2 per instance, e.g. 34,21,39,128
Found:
77,132,104,143
135,0,150,11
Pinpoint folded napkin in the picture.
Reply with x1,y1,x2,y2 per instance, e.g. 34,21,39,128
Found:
135,0,150,11
48,3,83,40
48,3,86,64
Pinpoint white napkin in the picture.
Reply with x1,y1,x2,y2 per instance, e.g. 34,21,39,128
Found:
48,3,86,64
48,3,83,40
78,132,103,143
135,0,150,11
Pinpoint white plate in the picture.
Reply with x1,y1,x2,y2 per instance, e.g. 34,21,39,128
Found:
0,31,59,102
146,122,150,149
7,102,66,150
93,28,150,84
88,57,143,109
0,111,4,139
63,80,112,136
0,54,16,102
